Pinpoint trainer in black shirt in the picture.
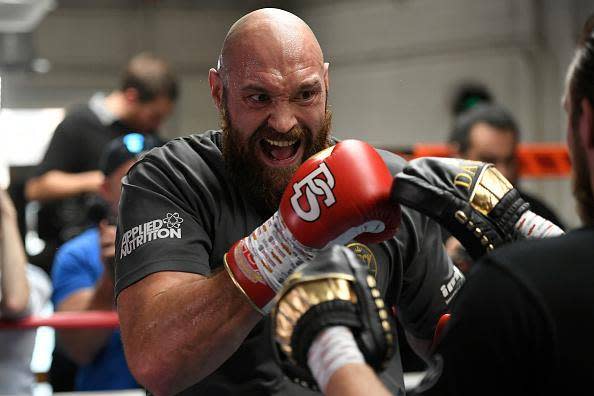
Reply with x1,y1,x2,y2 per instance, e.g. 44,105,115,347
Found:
419,14,594,396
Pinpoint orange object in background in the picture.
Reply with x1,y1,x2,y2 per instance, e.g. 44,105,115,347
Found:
387,143,571,178
515,143,571,179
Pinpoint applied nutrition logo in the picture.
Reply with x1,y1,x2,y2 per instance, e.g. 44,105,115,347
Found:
120,212,183,258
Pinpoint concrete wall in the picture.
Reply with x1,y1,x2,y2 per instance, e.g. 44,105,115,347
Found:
2,0,593,227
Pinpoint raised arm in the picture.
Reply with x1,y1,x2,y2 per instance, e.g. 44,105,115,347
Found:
25,117,104,202
0,189,30,318
25,170,104,202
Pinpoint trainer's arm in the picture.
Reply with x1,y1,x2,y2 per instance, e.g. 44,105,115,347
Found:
325,364,392,396
0,190,30,318
25,170,104,201
117,269,261,396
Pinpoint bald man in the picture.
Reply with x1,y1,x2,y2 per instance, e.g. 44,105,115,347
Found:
115,9,462,395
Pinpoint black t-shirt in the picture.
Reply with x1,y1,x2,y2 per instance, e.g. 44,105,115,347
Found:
115,130,463,395
421,226,594,396
34,104,144,244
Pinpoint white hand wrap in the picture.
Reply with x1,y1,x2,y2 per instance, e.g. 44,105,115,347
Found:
244,212,316,292
515,211,564,240
307,326,365,392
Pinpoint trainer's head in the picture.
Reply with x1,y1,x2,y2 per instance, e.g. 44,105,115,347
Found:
449,104,520,183
119,52,178,133
209,8,332,213
564,14,594,225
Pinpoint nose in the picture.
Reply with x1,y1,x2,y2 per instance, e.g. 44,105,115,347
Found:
267,101,298,133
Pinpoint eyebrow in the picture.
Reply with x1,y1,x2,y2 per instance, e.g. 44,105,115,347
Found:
240,83,269,92
297,80,323,91
239,79,323,93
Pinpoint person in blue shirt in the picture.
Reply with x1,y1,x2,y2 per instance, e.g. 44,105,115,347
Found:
51,133,160,390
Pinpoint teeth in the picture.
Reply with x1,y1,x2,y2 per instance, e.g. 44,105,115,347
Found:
264,138,297,147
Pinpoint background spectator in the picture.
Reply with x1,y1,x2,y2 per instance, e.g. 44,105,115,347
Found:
25,52,178,274
446,103,565,272
50,133,159,391
0,188,52,395
23,52,178,391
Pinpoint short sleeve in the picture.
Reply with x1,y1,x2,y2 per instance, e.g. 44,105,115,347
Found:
396,211,464,340
375,149,465,340
26,265,52,316
114,156,213,296
51,244,99,307
34,117,84,176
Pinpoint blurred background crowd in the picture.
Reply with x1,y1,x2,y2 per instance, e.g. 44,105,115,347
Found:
0,0,593,394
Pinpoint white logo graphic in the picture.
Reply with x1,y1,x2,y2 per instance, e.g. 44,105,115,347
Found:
290,162,336,222
440,266,464,304
120,212,183,258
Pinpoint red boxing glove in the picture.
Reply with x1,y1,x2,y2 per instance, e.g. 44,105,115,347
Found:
224,140,401,314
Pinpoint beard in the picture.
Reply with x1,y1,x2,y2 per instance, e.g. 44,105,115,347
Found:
570,124,594,226
221,102,332,215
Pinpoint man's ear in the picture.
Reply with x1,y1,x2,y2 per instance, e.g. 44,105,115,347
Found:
98,179,110,202
323,62,330,94
579,98,594,149
209,68,223,111
123,88,140,104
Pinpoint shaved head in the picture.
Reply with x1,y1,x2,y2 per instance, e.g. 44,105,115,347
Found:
209,8,331,214
218,8,324,85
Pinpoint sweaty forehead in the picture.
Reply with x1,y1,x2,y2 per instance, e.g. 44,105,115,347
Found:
221,17,324,87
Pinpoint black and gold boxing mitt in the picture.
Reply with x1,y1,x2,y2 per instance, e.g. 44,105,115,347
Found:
392,157,563,259
271,245,396,391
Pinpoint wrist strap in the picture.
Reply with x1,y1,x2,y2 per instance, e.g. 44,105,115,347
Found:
246,212,316,291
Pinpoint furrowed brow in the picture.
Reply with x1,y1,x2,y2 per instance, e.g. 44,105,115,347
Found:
297,80,323,91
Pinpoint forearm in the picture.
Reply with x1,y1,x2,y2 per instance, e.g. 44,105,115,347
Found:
307,326,392,396
25,170,104,201
57,276,115,364
118,270,261,395
0,212,30,318
325,364,392,396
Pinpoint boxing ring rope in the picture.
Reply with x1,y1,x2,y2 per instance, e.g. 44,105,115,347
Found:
0,311,119,330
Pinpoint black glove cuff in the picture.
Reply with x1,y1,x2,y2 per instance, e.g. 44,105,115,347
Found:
291,300,361,369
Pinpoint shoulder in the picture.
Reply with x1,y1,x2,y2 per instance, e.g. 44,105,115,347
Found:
484,227,594,296
142,130,222,163
25,264,52,303
331,138,407,175
375,148,408,175
126,130,225,190
51,105,101,140
135,131,221,170
60,104,100,127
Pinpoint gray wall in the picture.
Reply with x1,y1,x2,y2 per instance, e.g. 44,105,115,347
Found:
2,0,593,227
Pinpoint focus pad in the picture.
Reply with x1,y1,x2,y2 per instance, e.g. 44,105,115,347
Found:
391,157,530,259
271,245,397,391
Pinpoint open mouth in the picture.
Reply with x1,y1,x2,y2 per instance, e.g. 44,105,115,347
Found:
259,137,303,166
